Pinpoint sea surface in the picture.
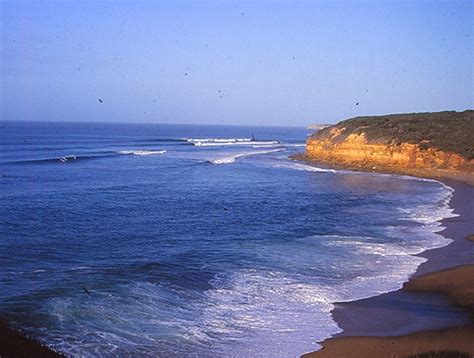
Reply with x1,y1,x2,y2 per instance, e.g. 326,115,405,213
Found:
0,121,457,357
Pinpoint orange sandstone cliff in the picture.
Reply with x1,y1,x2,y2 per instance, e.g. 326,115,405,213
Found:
303,110,474,184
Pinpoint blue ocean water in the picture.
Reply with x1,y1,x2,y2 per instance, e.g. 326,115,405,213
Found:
0,121,456,357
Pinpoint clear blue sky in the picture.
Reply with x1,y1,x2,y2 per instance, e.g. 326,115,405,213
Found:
1,0,473,126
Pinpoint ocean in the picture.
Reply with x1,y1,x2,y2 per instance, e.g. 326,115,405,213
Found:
0,121,456,357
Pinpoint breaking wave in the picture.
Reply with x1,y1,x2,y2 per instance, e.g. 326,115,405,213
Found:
187,138,279,147
271,161,336,173
118,150,167,156
187,138,252,143
209,148,285,164
58,155,77,163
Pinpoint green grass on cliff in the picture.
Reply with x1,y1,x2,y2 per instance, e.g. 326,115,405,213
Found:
311,110,474,159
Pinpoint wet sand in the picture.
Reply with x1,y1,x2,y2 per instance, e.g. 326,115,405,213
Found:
304,264,474,358
303,326,474,358
304,181,474,357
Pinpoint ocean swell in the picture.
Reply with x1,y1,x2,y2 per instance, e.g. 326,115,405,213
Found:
5,153,115,165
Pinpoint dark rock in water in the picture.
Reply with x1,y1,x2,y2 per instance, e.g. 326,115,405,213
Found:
0,320,65,357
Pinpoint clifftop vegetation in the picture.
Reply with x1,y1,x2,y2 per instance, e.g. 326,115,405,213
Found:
311,110,474,159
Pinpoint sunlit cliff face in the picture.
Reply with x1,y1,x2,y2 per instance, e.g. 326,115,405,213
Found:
306,128,473,173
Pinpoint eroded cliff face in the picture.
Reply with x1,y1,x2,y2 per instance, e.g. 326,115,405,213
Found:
306,128,474,174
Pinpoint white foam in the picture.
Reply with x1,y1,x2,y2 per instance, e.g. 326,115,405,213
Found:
318,235,425,257
118,150,166,156
209,148,285,164
398,188,457,226
59,155,76,163
195,140,279,147
199,269,341,357
187,138,251,143
271,161,336,173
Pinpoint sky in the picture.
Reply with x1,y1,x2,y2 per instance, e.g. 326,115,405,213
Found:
0,0,473,126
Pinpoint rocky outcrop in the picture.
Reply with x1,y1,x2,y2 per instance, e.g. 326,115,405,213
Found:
304,111,474,183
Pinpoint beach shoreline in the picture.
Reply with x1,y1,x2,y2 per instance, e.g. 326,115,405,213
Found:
292,153,474,186
299,159,474,357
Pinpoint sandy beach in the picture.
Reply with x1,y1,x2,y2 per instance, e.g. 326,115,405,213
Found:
304,180,474,357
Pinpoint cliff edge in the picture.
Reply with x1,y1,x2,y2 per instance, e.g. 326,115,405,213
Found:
303,110,474,184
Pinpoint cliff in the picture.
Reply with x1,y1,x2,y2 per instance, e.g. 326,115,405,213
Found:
303,110,474,184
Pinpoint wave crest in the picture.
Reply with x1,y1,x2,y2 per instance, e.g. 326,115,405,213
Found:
272,162,336,173
209,149,285,164
118,150,167,156
186,138,279,147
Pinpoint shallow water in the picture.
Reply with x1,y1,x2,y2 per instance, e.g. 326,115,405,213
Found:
0,121,456,357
